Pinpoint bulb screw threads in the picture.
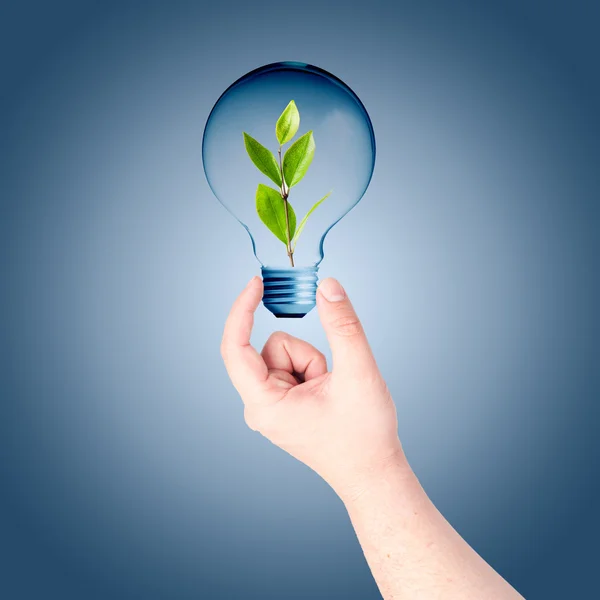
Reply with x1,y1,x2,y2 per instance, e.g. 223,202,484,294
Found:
261,266,319,318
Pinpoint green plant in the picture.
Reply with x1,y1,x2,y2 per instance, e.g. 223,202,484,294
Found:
243,101,331,266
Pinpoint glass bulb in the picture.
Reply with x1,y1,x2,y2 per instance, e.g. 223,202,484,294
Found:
202,62,375,317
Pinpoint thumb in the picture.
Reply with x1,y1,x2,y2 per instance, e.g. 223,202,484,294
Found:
316,278,378,379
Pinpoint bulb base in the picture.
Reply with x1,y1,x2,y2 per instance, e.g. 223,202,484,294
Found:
261,266,319,318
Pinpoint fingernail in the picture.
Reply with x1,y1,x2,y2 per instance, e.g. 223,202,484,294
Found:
246,276,259,288
319,278,346,302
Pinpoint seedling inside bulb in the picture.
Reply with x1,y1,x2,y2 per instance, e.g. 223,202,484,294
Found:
243,100,331,267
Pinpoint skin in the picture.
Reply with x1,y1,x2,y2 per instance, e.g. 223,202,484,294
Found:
221,276,524,600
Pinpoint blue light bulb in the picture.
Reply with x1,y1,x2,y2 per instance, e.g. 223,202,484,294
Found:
202,62,375,317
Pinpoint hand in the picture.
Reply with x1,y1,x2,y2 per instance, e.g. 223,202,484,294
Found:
221,276,405,498
221,277,524,599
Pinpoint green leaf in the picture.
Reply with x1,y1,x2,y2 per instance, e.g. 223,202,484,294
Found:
243,133,282,187
283,131,315,187
256,184,296,245
292,191,331,251
276,100,300,145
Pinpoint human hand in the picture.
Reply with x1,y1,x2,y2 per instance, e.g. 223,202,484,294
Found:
221,277,524,599
221,276,405,499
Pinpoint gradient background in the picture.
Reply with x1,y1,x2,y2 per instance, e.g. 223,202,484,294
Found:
1,1,598,598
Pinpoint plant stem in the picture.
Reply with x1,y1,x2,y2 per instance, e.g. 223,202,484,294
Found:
278,147,294,267
283,199,294,267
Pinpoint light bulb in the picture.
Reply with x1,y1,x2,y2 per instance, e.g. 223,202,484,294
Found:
202,62,375,318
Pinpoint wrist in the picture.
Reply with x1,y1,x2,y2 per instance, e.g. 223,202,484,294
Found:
334,447,419,508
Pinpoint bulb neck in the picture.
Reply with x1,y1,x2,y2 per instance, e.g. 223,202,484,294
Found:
261,266,319,318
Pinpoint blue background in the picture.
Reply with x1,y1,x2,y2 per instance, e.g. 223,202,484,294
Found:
1,1,598,598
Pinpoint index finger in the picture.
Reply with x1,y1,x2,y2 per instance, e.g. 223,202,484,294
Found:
316,278,378,380
221,277,269,398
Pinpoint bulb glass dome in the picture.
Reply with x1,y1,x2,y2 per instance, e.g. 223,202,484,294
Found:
203,62,375,317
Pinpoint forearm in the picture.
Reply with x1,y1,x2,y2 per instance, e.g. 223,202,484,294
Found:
340,455,523,599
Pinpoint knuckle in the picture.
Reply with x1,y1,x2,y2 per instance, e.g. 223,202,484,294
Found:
315,351,328,371
220,339,229,360
267,330,288,345
329,314,363,337
244,407,273,434
244,406,275,438
243,407,261,432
